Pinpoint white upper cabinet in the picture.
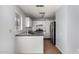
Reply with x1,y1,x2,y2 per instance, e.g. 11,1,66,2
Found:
25,17,32,27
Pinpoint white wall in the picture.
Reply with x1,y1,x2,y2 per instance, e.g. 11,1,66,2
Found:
32,19,54,38
0,6,15,53
56,6,68,53
0,5,26,54
56,5,79,54
67,6,79,54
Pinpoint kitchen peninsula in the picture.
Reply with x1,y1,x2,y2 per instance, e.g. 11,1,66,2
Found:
16,32,44,54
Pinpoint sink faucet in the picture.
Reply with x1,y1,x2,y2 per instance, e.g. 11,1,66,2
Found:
25,27,30,35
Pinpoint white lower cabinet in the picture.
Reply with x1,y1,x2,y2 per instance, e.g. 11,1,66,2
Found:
16,36,43,54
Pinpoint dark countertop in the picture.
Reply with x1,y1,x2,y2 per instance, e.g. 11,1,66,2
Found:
16,32,44,36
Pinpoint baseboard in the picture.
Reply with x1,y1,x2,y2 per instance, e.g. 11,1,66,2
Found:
56,45,63,54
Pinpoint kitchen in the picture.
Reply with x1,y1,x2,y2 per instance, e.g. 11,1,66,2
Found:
0,5,79,54
15,5,60,54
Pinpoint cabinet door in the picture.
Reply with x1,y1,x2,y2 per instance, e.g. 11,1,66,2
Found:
25,17,32,27
16,36,43,53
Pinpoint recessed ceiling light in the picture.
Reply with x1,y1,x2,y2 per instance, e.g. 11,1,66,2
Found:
36,5,44,7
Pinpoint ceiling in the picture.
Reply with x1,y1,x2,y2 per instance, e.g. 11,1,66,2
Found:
18,5,61,19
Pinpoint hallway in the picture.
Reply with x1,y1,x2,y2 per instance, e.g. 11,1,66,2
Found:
44,40,61,54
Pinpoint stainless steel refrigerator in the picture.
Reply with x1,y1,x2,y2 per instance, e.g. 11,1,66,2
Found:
50,21,56,45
